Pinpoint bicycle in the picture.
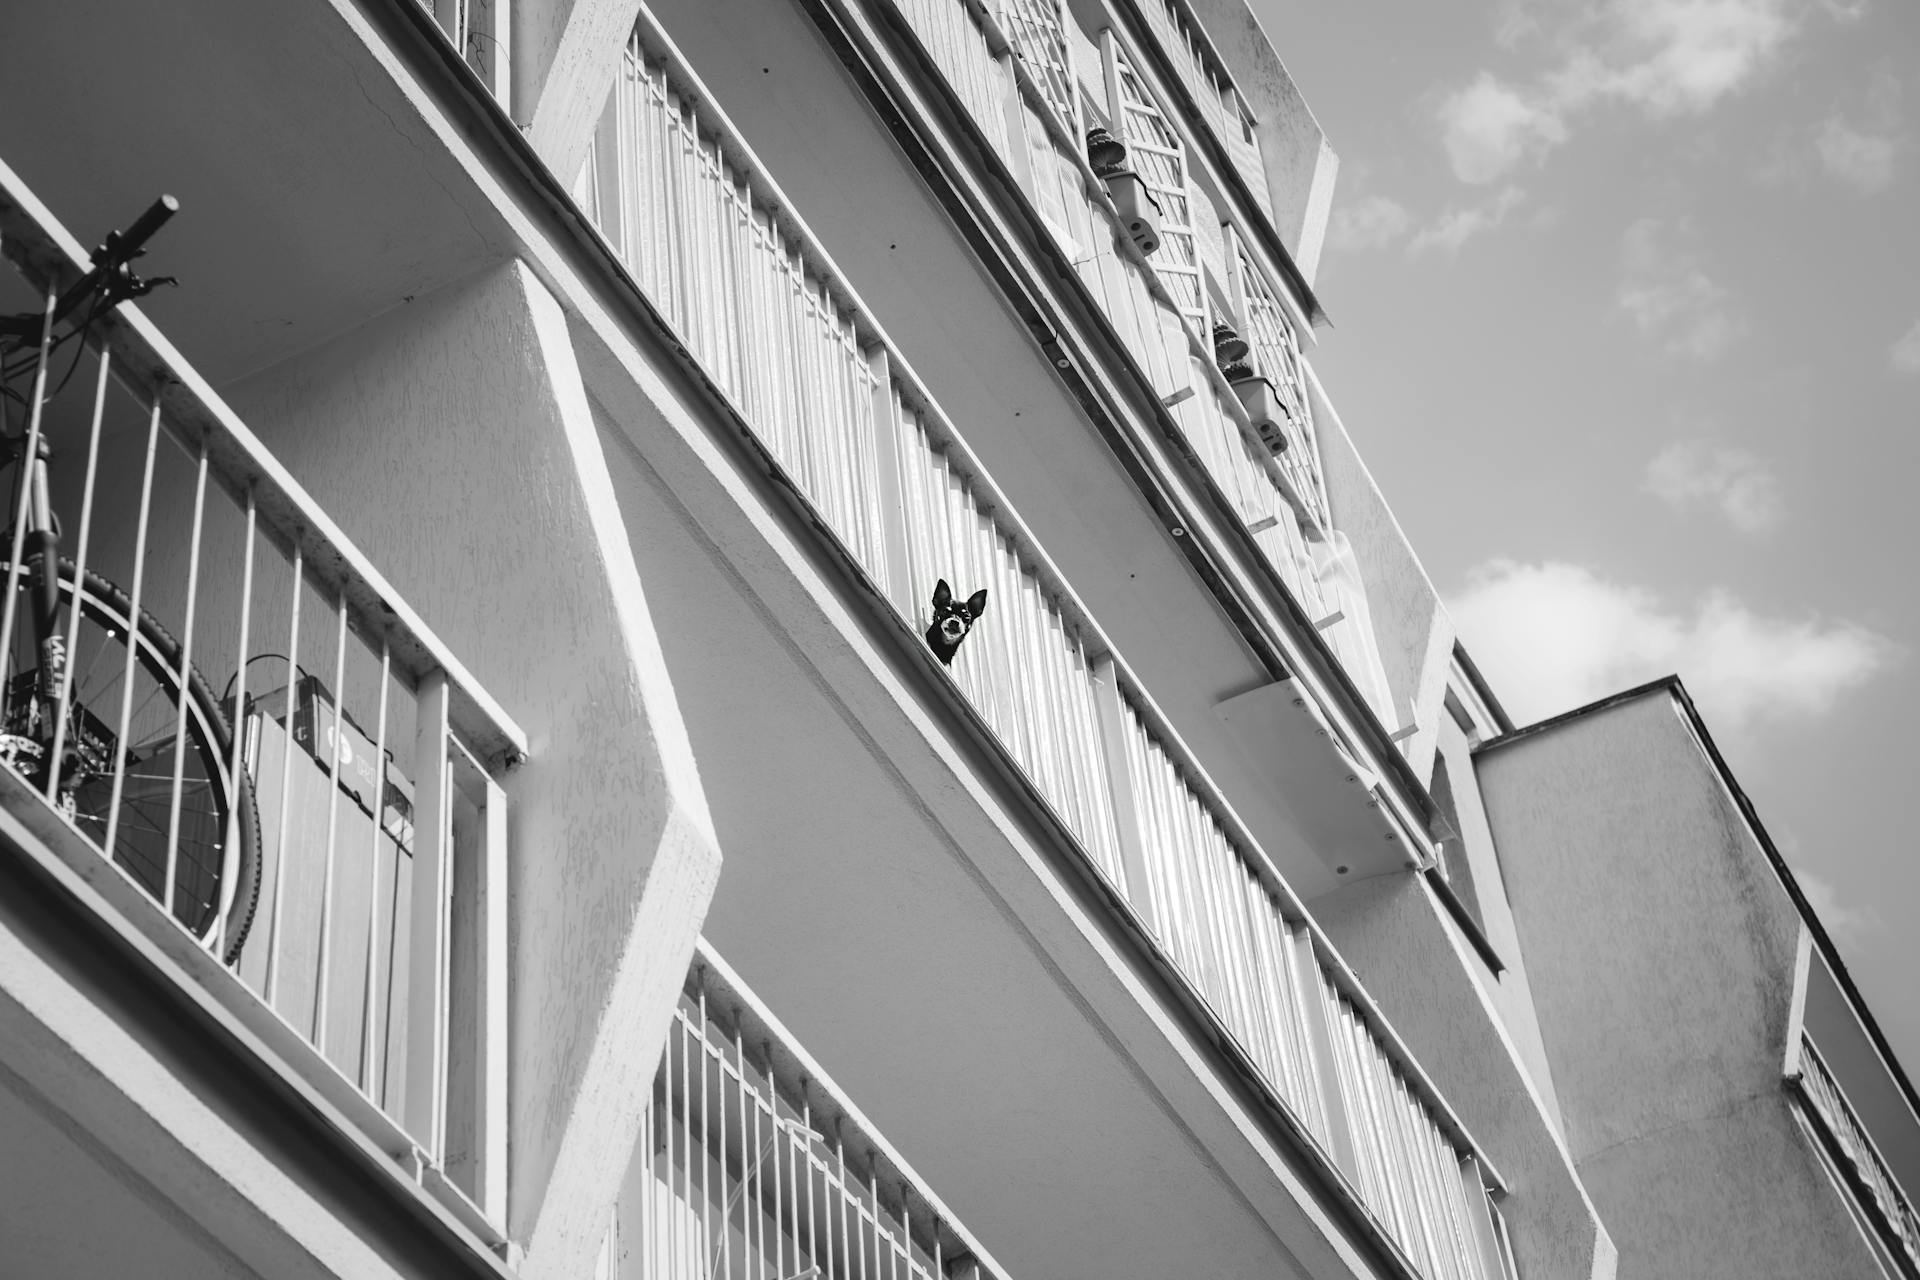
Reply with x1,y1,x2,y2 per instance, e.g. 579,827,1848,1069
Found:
0,196,262,962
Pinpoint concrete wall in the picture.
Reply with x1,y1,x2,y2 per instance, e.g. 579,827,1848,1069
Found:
1433,714,1565,1127
1477,687,1890,1279
225,260,722,1279
1181,0,1337,284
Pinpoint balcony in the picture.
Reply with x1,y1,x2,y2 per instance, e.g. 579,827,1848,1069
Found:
596,940,1015,1280
0,157,523,1245
1794,1034,1920,1274
1793,932,1920,1276
569,13,1512,1278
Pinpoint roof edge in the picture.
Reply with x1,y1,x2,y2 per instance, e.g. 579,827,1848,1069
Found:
1476,675,1920,1133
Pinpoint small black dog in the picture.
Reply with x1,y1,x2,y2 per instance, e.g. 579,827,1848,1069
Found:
924,578,988,666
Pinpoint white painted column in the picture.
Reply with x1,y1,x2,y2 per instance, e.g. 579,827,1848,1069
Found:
513,0,647,186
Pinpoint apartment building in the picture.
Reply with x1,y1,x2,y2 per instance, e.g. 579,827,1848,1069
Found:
0,0,1908,1278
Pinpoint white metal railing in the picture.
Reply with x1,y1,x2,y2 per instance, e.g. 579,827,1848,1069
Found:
1105,32,1204,330
1230,232,1327,529
0,159,520,1237
576,39,894,586
599,943,997,1280
573,14,1507,1278
417,0,511,112
996,0,1080,137
1796,1034,1920,1271
893,401,1127,881
891,0,1010,154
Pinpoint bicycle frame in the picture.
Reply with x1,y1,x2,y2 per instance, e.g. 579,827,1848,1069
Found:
20,434,65,701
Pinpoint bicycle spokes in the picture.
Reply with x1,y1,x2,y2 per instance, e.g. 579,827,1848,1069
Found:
3,569,233,936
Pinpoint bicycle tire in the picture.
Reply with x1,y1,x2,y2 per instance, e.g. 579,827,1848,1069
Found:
2,559,262,962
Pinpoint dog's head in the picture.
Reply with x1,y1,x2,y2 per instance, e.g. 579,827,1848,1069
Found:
925,578,989,665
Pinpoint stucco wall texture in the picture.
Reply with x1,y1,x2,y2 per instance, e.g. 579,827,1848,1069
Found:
1477,687,1888,1278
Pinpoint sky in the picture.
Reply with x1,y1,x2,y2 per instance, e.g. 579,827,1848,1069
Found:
1251,0,1919,1070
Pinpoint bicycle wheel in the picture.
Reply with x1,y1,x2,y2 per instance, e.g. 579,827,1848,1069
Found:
1,559,262,962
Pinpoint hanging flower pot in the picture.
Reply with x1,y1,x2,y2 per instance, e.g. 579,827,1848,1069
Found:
1212,321,1251,367
1085,126,1128,176
1103,168,1162,257
1231,373,1289,456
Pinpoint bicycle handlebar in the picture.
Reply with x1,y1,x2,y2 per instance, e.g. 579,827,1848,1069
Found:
51,194,179,322
116,195,180,262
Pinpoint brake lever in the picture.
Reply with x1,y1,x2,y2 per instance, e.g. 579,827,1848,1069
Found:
123,275,178,300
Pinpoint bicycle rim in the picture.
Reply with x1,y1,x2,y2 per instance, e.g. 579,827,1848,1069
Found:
2,566,240,942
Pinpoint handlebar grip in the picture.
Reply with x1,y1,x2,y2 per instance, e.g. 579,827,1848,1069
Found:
114,195,180,261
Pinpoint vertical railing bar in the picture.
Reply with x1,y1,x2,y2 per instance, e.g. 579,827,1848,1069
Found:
358,642,392,1092
685,998,698,1280
715,998,730,1280
311,589,349,1045
434,728,455,1159
803,1092,817,1280
732,1016,750,1280
403,670,451,1155
700,987,713,1280
771,1043,788,1279
263,544,303,1004
100,402,161,866
216,494,258,962
44,343,112,803
162,444,210,922
641,1063,656,1279
0,289,57,700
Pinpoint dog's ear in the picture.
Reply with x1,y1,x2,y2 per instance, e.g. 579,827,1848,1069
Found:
932,578,952,608
966,588,989,619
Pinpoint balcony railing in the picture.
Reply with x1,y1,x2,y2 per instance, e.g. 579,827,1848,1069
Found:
415,0,511,111
1795,1034,1920,1272
871,0,1404,740
0,159,523,1240
572,14,1510,1279
598,941,1005,1280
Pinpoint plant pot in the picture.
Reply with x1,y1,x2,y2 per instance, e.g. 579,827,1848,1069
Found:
1232,375,1289,455
1103,169,1162,257
1085,126,1128,175
1212,322,1251,366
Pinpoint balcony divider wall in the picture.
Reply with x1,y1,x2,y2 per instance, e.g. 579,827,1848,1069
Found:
570,12,1512,1279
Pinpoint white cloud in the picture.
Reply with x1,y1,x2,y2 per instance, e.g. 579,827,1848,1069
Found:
1617,218,1748,359
1438,75,1569,184
1644,440,1782,532
1439,0,1836,183
1450,559,1896,730
1892,319,1920,375
1793,867,1883,949
1817,114,1899,192
1409,187,1529,254
1329,194,1414,252
1754,72,1902,192
1588,0,1800,115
